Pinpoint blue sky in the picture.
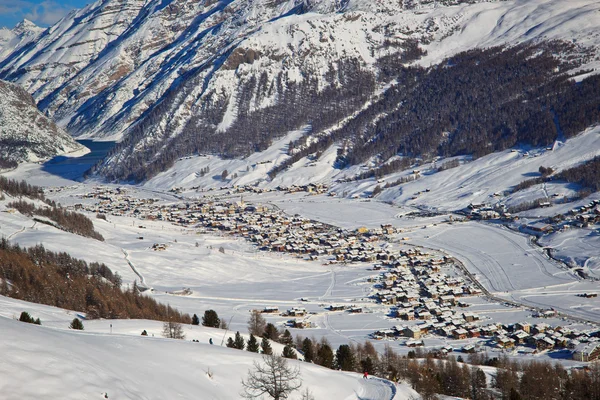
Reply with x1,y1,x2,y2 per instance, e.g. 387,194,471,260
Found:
0,0,89,29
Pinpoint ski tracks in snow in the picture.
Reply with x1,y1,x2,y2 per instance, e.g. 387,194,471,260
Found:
355,377,397,400
121,248,148,289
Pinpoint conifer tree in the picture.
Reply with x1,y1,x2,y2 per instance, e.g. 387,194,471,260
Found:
234,331,245,350
261,337,273,355
282,344,297,359
301,338,314,363
202,310,220,328
247,334,260,353
70,318,84,330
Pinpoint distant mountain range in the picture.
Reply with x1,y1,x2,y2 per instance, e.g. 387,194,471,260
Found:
0,0,598,182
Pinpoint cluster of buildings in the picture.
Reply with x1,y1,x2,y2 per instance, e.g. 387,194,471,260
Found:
73,187,395,263
71,187,600,361
366,249,600,360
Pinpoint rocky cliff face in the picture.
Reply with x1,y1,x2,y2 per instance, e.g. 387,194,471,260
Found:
0,0,599,181
0,80,84,164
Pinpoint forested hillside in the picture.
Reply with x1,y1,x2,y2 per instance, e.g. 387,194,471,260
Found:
0,239,190,322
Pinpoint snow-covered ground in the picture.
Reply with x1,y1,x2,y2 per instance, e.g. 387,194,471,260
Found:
0,299,420,399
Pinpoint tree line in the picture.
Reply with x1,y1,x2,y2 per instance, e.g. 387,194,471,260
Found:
0,239,190,323
0,176,45,200
8,199,104,241
512,157,600,199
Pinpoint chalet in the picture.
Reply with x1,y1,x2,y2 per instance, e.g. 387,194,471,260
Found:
482,325,499,336
406,339,424,347
515,322,531,334
439,295,456,306
348,307,363,314
536,337,555,351
497,336,515,349
462,344,476,353
404,326,421,339
287,307,307,317
328,305,345,311
416,311,432,320
572,342,600,362
511,330,529,344
469,329,481,339
462,312,479,322
526,222,553,233
453,328,468,340
532,323,550,335
262,307,279,314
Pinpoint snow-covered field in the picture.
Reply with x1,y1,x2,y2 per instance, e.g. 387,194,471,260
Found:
0,300,420,400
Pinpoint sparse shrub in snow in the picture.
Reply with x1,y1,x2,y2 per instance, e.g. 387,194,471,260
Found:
18,311,40,325
70,318,84,330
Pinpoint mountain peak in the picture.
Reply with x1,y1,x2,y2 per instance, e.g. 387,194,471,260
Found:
12,19,42,36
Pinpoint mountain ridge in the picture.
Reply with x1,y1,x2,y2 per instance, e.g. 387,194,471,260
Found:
0,80,84,165
0,0,599,182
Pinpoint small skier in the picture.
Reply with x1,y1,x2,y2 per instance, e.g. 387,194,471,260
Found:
209,338,214,345
363,371,368,379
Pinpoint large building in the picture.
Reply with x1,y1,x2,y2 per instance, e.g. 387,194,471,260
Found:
572,342,600,362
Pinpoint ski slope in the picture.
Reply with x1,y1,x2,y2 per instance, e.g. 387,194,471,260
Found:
0,295,419,400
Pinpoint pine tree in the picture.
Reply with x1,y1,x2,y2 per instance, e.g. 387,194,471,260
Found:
202,310,220,328
301,338,314,363
336,344,356,371
316,343,334,369
282,344,297,359
234,331,245,350
247,334,260,353
226,337,236,348
70,318,84,330
192,313,200,326
263,323,279,341
360,356,375,374
19,311,33,323
261,337,273,355
280,329,293,345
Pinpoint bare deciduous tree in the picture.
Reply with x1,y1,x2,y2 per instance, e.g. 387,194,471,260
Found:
162,320,185,339
248,310,267,336
241,354,302,400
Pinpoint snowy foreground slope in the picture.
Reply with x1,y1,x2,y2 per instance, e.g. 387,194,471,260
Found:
0,307,417,400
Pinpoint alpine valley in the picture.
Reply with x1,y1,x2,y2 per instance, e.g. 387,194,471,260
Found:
1,0,600,399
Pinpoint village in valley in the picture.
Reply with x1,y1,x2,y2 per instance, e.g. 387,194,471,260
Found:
58,184,600,363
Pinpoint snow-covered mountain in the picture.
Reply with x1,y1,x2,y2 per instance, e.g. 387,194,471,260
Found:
0,0,599,181
0,19,44,62
0,80,84,164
